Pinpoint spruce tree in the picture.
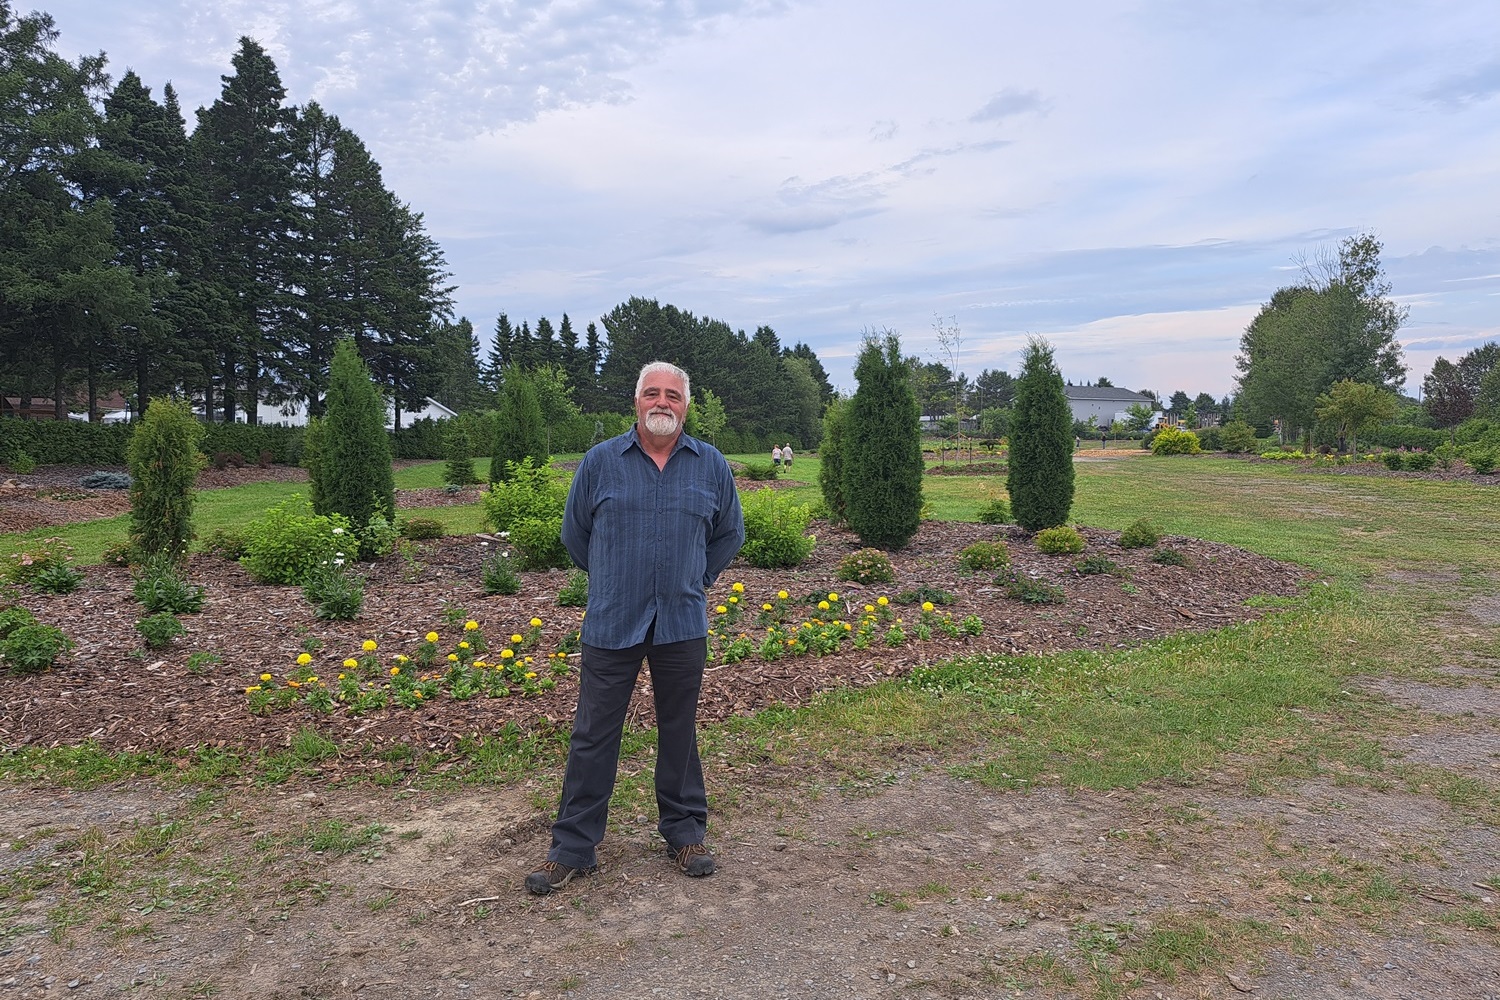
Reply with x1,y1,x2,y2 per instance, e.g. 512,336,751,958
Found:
313,340,395,545
444,421,479,486
1007,337,1074,531
127,398,205,563
842,332,923,549
818,397,850,524
491,366,547,482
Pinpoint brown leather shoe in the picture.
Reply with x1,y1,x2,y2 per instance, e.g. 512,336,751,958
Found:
524,860,597,895
672,843,715,877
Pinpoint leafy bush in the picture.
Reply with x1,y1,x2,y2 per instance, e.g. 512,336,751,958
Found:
1035,525,1085,554
481,549,521,595
128,398,204,564
510,516,570,571
481,458,567,533
1075,554,1122,576
1404,451,1436,471
1380,451,1405,471
999,570,1065,604
976,496,1011,524
1150,425,1202,456
303,562,365,620
358,512,400,559
81,470,131,489
957,540,1010,572
1220,420,1259,454
31,563,84,594
0,606,38,638
8,450,36,474
6,538,73,588
136,612,186,649
836,548,896,584
558,570,589,607
100,542,136,567
133,554,206,613
740,488,816,569
1195,426,1223,451
1118,518,1161,549
1471,452,1497,475
241,495,352,585
740,461,779,481
399,517,445,540
2,622,72,674
1151,548,1190,567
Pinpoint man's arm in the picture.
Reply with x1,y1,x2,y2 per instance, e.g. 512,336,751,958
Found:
560,457,594,572
702,460,745,588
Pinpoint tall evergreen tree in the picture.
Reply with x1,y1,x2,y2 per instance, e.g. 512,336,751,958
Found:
1007,337,1074,531
429,316,483,411
818,397,850,525
842,332,923,549
491,366,547,481
312,339,395,548
533,316,557,367
127,397,204,562
486,312,515,389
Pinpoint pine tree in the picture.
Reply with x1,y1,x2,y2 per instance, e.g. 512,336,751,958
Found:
313,340,395,550
1007,337,1074,531
842,333,923,549
491,366,547,482
127,397,204,562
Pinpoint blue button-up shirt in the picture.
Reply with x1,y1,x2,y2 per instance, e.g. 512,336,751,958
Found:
561,427,745,650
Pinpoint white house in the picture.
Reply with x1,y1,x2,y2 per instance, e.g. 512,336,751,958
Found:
255,396,458,430
1061,385,1158,429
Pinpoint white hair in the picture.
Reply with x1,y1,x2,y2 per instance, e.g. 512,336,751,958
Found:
635,361,691,400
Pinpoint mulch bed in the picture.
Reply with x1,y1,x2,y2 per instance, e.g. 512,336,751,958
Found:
1,472,1309,757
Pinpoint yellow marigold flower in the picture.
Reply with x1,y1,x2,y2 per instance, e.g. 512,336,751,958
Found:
343,658,358,669
922,601,935,612
287,680,301,689
396,653,409,662
425,631,439,643
511,634,523,643
777,590,788,600
390,666,401,676
877,596,889,606
715,605,728,614
762,603,773,611
414,690,423,699
828,592,838,601
844,623,852,631
260,672,272,682
362,639,377,652
530,617,543,628
728,595,739,604
864,604,874,613
501,649,515,659
525,671,537,679
337,673,345,680
464,620,479,631
245,685,261,693
732,582,744,592
295,653,311,666
458,641,470,650
817,600,830,611
446,653,459,662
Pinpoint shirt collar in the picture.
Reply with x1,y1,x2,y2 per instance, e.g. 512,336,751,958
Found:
617,425,702,457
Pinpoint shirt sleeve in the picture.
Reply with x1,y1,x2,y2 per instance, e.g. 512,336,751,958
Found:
561,453,594,572
702,458,745,589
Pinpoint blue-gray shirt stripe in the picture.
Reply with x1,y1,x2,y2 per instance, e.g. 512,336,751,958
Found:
561,428,745,650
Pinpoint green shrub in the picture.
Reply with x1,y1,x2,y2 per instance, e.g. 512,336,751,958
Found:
358,512,400,559
2,622,72,674
303,562,365,620
957,540,1010,571
1471,452,1497,475
1220,420,1259,454
201,528,247,561
481,458,567,533
241,495,352,585
81,470,131,489
31,563,84,594
740,488,816,569
1118,518,1161,549
558,570,589,607
843,333,924,549
836,548,896,584
1151,548,1190,567
6,539,74,588
311,340,395,557
1380,451,1405,471
1150,425,1202,456
492,366,548,481
509,516,569,571
136,612,186,649
976,496,1011,524
1405,451,1436,471
818,398,850,525
893,587,954,606
1007,338,1074,531
443,422,480,487
399,517,445,540
1075,554,1122,576
1195,426,1223,451
741,461,779,481
100,541,136,567
481,549,521,595
999,570,1065,604
0,606,38,638
1035,525,1085,554
8,450,37,474
127,398,204,564
133,554,206,613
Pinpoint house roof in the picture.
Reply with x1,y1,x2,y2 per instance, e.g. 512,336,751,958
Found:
1062,385,1156,404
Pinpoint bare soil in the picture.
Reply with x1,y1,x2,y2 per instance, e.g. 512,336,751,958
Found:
2,465,1498,999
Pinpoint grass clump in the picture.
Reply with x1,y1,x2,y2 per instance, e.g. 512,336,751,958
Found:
557,570,589,607
133,554,206,613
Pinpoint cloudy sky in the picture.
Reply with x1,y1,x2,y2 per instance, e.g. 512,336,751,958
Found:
38,0,1500,398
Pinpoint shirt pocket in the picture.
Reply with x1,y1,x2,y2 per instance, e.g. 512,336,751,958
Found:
680,486,718,523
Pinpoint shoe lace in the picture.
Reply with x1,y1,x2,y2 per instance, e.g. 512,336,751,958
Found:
674,843,708,867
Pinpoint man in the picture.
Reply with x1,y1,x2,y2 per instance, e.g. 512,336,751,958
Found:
526,361,745,895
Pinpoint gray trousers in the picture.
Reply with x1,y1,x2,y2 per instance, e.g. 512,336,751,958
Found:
547,628,708,869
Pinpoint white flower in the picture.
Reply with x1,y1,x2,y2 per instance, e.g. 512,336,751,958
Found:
499,531,509,539
480,540,490,547
335,551,345,558
333,558,345,567
332,527,345,535
502,552,510,559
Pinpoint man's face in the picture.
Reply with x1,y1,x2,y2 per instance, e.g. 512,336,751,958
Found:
636,371,688,437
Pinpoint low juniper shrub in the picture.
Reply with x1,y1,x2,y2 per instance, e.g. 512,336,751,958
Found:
1118,518,1161,549
1151,548,1190,567
957,540,1010,572
81,470,132,489
1035,525,1085,555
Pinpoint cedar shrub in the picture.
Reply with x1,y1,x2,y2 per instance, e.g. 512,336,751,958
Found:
127,397,204,564
1007,337,1075,531
842,332,923,550
311,339,395,549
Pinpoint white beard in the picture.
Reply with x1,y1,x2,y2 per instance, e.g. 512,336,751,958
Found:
643,410,680,436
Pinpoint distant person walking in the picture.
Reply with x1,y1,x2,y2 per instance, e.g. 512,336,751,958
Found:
771,444,782,469
781,444,793,470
